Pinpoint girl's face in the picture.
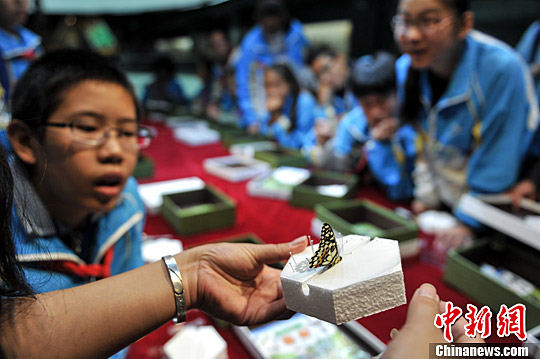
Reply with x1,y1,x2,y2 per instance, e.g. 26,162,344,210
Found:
394,0,467,75
36,80,138,226
265,69,290,112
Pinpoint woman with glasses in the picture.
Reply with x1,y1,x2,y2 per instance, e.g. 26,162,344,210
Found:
391,0,538,252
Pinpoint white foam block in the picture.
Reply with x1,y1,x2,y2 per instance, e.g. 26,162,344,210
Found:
163,325,227,359
280,235,406,325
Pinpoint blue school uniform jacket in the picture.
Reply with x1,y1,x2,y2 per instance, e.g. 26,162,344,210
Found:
235,20,309,128
517,20,540,158
0,25,42,91
259,91,316,149
333,106,416,202
396,30,539,228
2,137,145,294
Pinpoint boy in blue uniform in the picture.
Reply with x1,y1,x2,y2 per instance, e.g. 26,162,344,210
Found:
328,52,416,202
235,0,309,132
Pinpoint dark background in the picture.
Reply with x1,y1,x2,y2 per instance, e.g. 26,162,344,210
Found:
26,0,540,70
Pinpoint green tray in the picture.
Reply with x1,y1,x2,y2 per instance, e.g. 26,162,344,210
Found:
132,153,155,179
444,238,540,329
290,170,358,208
254,148,307,168
161,186,236,236
315,199,418,241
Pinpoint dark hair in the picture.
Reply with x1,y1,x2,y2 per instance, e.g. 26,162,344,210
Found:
10,49,141,132
267,63,300,132
351,51,396,98
254,0,291,31
153,55,176,76
306,44,337,67
440,0,469,15
0,146,33,306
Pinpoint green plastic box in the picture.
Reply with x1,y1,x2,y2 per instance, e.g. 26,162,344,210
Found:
254,148,307,168
315,199,418,241
290,171,359,208
161,186,236,236
132,153,155,179
221,130,269,148
444,238,540,329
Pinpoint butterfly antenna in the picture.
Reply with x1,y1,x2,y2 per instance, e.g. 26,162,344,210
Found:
289,262,295,272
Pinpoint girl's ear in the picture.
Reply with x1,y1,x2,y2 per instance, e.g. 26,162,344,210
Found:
458,11,474,40
7,120,41,165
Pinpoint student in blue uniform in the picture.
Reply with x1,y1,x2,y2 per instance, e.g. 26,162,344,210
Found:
393,0,538,251
323,52,416,202
0,0,42,95
142,55,190,115
508,20,540,204
235,0,309,132
3,49,156,358
258,63,316,149
3,50,154,295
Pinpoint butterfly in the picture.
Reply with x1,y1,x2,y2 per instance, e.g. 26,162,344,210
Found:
309,222,342,269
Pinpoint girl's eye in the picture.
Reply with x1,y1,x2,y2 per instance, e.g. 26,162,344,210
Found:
120,130,136,137
75,124,99,133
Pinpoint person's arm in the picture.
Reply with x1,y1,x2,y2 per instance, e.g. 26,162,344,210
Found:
454,52,538,228
0,237,308,359
366,122,416,202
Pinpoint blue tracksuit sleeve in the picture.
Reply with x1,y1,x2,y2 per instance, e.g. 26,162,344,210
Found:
455,55,538,227
366,124,416,202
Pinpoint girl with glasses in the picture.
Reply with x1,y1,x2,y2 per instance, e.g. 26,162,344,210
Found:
392,0,538,252
2,47,154,334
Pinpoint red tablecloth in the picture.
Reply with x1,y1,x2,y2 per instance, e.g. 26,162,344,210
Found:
127,122,512,359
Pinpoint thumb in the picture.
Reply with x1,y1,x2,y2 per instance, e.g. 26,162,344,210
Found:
251,236,308,265
382,283,444,359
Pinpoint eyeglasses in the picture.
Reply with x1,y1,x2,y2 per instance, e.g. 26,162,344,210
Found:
42,118,154,150
391,15,454,35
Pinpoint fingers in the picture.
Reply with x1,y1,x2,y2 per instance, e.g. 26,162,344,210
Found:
403,283,442,330
439,301,485,344
382,283,444,359
251,236,308,265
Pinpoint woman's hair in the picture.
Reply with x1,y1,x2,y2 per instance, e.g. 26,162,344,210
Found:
398,0,470,123
267,63,301,132
0,146,33,305
10,49,141,134
350,51,396,99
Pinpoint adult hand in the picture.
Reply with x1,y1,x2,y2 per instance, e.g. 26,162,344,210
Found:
507,179,536,208
382,283,483,359
178,236,308,326
370,117,398,141
434,224,473,252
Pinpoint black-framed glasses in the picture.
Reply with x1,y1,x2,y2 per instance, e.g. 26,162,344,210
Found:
42,118,154,150
390,14,454,36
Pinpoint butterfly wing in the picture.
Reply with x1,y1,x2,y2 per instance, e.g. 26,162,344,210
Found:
309,223,342,268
